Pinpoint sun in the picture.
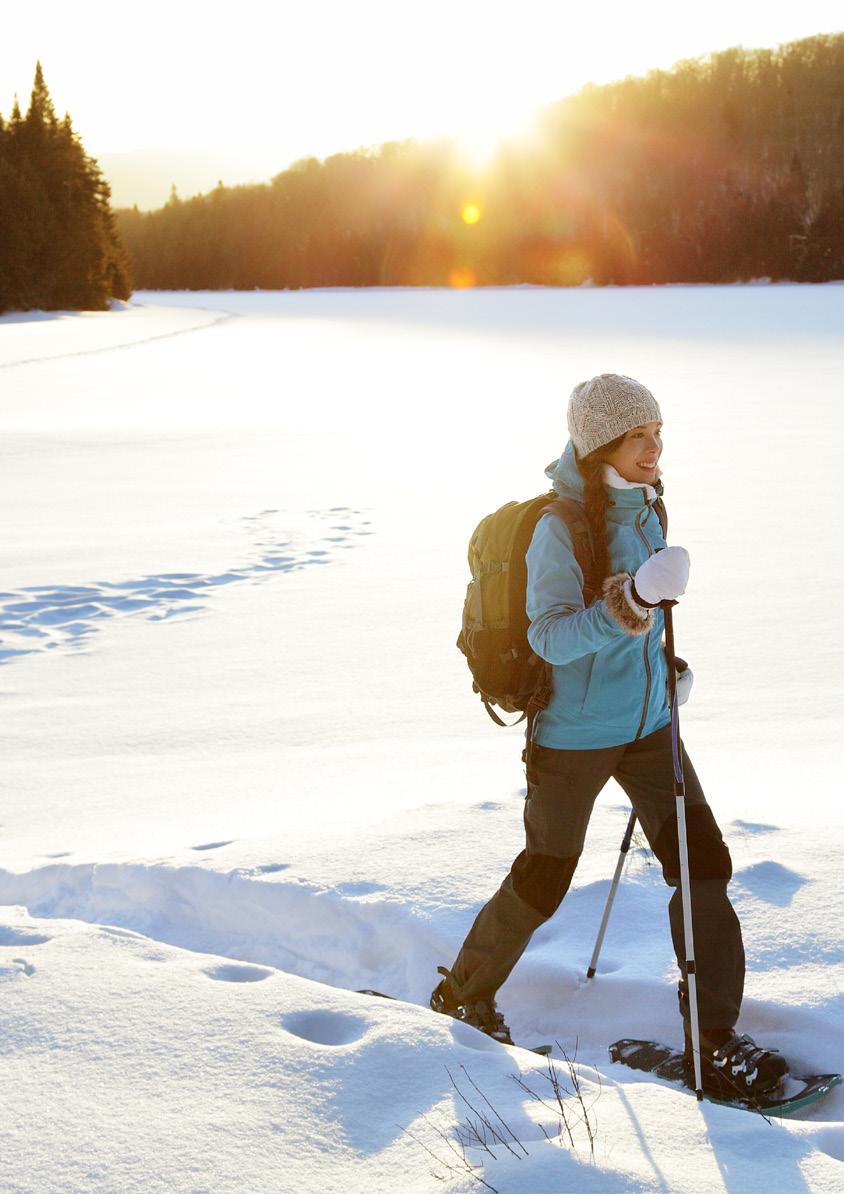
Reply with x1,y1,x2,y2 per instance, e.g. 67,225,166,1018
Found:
451,107,544,169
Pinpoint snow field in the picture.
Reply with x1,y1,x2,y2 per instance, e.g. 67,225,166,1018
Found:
1,794,842,1190
2,892,841,1193
1,286,843,1191
0,302,233,375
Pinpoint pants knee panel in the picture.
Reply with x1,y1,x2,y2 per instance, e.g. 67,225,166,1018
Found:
511,850,579,918
653,805,733,883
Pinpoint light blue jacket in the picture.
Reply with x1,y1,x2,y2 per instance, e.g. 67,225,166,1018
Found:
526,440,672,749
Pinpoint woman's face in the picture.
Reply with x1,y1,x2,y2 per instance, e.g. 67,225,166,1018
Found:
602,421,663,484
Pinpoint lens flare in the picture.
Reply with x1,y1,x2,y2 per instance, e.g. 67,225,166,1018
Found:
554,248,592,285
448,267,476,289
461,203,482,225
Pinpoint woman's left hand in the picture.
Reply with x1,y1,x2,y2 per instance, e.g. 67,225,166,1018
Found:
670,659,694,706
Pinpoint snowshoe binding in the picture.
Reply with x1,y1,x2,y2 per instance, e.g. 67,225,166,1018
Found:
688,1031,789,1100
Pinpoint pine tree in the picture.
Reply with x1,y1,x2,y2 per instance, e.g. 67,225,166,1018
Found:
0,62,131,312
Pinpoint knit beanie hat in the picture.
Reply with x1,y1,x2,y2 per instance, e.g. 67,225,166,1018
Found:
567,373,662,458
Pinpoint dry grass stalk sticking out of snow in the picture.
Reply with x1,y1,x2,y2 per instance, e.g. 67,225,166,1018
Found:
401,1050,601,1192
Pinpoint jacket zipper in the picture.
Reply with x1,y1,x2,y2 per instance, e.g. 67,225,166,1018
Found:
633,507,653,741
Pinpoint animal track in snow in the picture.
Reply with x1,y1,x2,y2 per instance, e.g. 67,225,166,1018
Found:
281,1009,368,1047
0,505,375,666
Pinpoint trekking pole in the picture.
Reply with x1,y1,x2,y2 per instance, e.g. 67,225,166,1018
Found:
662,599,704,1101
586,809,637,979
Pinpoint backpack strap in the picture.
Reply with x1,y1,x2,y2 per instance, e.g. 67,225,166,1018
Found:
541,497,600,606
482,694,525,727
653,496,668,543
542,494,667,597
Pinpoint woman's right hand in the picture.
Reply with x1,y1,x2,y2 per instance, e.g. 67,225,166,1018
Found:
631,546,690,607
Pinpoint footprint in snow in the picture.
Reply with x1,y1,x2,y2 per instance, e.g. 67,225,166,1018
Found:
0,928,51,947
12,958,36,977
191,840,234,852
204,963,274,983
335,880,385,897
281,1009,368,1047
814,1126,844,1162
1,505,375,666
731,819,781,835
99,926,146,942
733,861,809,907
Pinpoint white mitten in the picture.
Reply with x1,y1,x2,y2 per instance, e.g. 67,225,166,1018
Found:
631,546,690,608
674,663,694,706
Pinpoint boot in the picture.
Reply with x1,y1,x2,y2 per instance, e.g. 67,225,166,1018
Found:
684,1028,789,1100
430,966,514,1044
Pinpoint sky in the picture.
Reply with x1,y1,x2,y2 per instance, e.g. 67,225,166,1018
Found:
3,0,842,207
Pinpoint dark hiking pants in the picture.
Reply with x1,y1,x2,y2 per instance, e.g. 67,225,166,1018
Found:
446,722,745,1033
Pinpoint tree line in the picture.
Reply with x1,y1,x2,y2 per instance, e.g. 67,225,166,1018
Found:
0,63,131,314
2,35,842,313
117,32,844,290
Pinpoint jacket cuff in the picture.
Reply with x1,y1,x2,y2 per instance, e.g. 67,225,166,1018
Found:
629,578,659,609
603,573,655,636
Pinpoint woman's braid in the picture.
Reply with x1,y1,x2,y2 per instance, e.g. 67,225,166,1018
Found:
575,433,625,586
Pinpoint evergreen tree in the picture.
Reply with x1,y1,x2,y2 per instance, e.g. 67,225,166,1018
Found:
0,62,131,313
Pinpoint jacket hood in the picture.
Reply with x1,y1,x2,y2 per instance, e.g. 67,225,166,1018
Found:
544,439,663,506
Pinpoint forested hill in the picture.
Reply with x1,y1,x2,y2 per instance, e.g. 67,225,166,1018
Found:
114,31,840,288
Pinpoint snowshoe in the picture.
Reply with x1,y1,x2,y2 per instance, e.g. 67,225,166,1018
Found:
610,1037,839,1116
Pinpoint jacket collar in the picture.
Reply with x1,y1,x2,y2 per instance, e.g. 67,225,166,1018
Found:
545,440,663,507
603,462,660,503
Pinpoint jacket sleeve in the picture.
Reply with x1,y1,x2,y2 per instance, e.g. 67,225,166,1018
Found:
525,513,650,665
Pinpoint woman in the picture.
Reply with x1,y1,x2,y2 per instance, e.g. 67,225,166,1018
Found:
431,373,788,1098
